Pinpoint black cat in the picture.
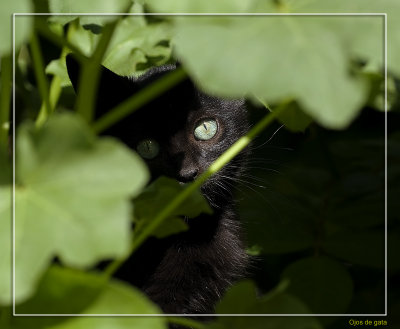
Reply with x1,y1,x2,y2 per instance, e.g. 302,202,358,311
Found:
67,56,249,315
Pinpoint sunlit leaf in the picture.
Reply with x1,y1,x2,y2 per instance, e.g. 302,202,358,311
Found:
48,0,131,25
102,14,172,76
10,267,166,328
172,16,367,129
8,113,149,303
146,0,256,13
0,0,32,56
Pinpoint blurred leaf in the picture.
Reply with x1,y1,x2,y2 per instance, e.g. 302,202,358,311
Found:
323,230,385,268
134,177,212,238
327,191,384,228
15,266,105,315
211,280,322,328
238,188,315,254
46,58,71,87
67,20,100,56
8,113,149,303
103,15,172,76
330,139,384,172
238,163,331,254
276,101,313,133
280,0,400,77
215,280,258,314
0,149,11,186
0,125,12,306
146,0,257,13
282,257,354,314
48,0,131,25
49,12,172,80
171,16,367,129
0,187,11,305
0,0,32,56
10,266,166,328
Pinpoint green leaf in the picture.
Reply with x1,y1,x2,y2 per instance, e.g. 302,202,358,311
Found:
282,257,354,314
275,101,313,133
102,14,172,76
0,187,11,306
15,266,105,315
281,0,400,77
238,185,315,254
48,0,132,25
9,113,149,303
50,13,172,79
10,267,166,328
172,16,367,129
212,280,322,327
46,59,72,87
327,191,384,228
322,230,385,268
67,20,100,57
134,177,212,239
146,0,257,13
0,149,11,186
0,0,33,56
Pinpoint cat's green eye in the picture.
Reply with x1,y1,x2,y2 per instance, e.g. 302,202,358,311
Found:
194,119,218,141
137,139,160,159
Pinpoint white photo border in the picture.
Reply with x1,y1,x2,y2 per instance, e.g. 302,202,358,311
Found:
12,12,388,317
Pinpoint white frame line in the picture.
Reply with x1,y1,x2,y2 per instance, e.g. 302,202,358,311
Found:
12,12,388,317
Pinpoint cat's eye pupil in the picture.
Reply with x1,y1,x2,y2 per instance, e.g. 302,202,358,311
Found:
194,119,218,141
137,139,159,159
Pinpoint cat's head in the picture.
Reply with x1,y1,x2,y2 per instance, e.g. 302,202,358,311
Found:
66,55,249,207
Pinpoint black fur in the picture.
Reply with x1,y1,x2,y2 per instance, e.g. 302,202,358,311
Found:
66,55,249,315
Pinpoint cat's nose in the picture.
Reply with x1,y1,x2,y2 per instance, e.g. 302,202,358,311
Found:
178,167,199,183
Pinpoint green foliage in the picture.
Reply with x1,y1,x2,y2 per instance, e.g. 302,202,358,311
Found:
134,177,212,238
8,266,166,329
48,0,132,25
213,281,323,328
282,257,353,314
1,113,149,303
172,15,367,129
0,0,33,56
0,0,398,328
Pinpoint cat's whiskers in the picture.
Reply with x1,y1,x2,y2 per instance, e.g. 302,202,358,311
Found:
250,124,285,151
219,173,267,190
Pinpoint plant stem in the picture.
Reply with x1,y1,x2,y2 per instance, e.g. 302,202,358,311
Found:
92,67,187,134
75,22,117,123
0,55,12,154
31,32,51,128
105,104,283,277
36,46,68,125
168,316,207,329
36,19,86,62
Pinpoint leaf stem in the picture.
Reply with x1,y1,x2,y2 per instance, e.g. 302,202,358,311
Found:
75,22,117,123
0,55,12,154
36,19,86,62
92,67,187,134
36,47,69,124
105,104,283,277
30,32,51,128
